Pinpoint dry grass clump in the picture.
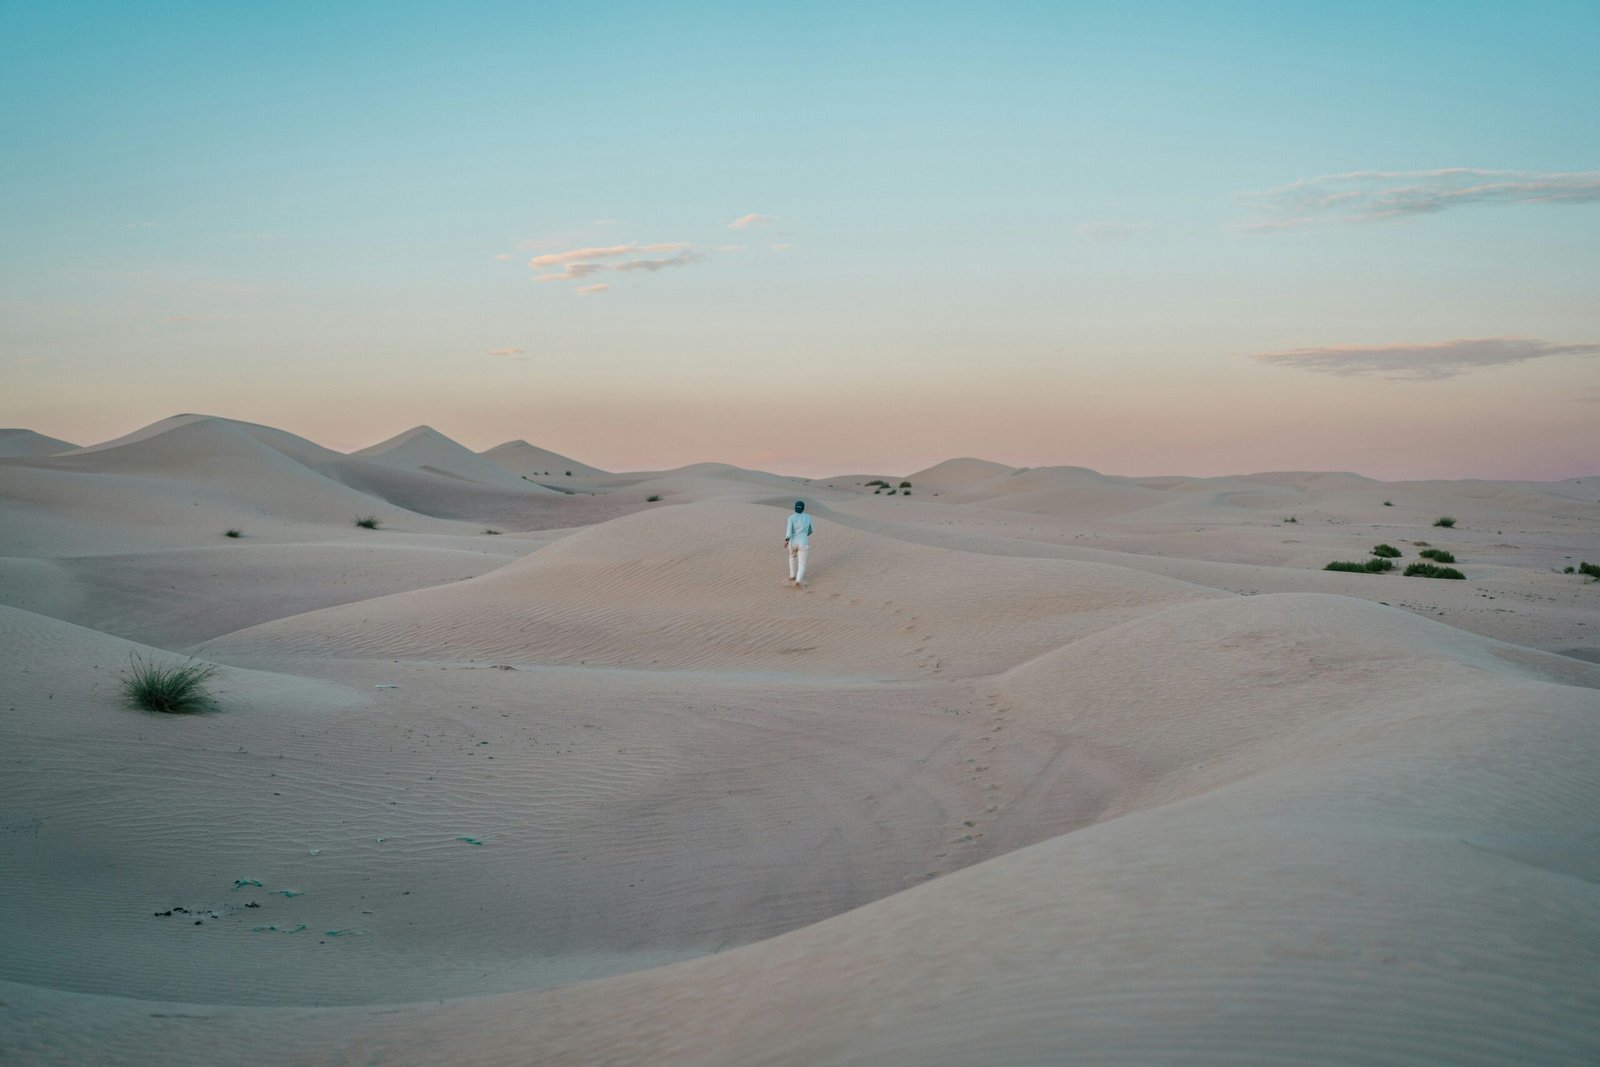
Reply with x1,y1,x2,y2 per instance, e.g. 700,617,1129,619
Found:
122,655,218,714
1325,558,1393,574
1404,562,1465,580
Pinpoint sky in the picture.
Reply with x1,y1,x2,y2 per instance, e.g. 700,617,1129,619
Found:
2,0,1597,479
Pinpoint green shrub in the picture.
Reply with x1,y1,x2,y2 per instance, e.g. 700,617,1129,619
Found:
225,529,242,538
1579,561,1600,581
1283,516,1298,524
484,528,502,535
647,494,662,502
565,470,572,476
1326,559,1392,573
865,479,891,488
1564,566,1576,574
1371,544,1401,558
1383,499,1393,506
1433,516,1456,528
1404,562,1465,579
899,481,912,488
122,655,218,714
1418,548,1455,563
354,515,381,529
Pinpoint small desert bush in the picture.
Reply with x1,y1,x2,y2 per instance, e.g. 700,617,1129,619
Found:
1433,516,1456,528
899,481,912,488
225,528,242,538
1579,561,1600,581
483,528,502,535
565,470,572,476
1418,548,1455,563
354,515,381,529
886,489,897,495
902,489,911,495
122,655,218,714
1326,558,1392,574
865,479,891,488
647,494,661,502
1383,499,1393,506
1371,544,1401,558
1404,562,1465,580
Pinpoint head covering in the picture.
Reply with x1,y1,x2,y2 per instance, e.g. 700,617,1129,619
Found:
794,500,805,512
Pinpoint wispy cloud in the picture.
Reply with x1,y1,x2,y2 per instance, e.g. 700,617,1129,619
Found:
728,213,776,230
1244,169,1600,230
1255,336,1600,380
614,251,705,273
489,347,525,356
533,262,608,283
1076,222,1148,242
576,283,610,295
529,242,689,268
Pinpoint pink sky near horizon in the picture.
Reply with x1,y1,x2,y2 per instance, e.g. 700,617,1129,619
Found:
13,359,1597,482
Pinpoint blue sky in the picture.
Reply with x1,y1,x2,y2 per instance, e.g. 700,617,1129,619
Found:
3,1,1597,477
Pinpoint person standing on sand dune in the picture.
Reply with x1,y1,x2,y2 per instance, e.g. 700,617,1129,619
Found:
785,500,813,587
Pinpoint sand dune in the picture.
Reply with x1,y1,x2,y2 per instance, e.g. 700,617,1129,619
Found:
0,428,78,458
3,419,1598,1066
200,500,1219,677
356,425,538,491
482,439,609,478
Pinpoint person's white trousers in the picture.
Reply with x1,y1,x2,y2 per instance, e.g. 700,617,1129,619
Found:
788,542,809,582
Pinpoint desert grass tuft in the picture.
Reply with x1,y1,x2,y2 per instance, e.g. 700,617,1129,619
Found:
1433,516,1456,528
1418,548,1455,563
1579,561,1600,581
225,528,243,538
1371,544,1401,558
354,515,381,529
647,494,662,502
122,655,218,714
1404,562,1465,579
483,528,502,535
1325,558,1393,574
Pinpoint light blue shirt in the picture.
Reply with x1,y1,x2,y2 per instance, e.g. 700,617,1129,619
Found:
786,511,813,546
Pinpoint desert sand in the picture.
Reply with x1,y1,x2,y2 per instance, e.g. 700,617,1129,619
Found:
2,414,1597,1066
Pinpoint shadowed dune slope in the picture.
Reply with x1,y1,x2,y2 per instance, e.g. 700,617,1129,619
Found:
201,501,1221,676
0,540,535,649
0,429,79,457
